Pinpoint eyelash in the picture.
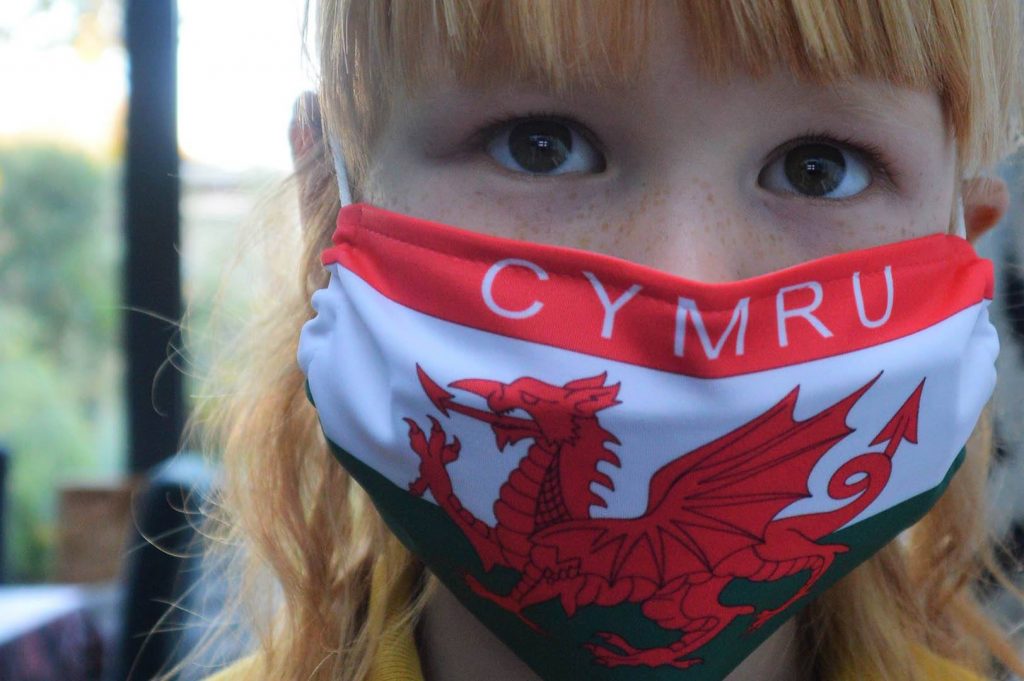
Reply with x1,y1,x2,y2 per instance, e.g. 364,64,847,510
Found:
770,129,900,191
468,113,899,190
468,109,606,158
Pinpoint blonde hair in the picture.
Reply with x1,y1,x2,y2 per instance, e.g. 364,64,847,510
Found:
186,2,1024,680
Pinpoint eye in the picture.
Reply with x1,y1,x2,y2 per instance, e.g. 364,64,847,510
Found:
520,391,540,405
485,116,606,176
758,140,874,199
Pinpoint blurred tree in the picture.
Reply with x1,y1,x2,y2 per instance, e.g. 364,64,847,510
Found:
0,0,121,50
0,144,119,378
0,143,121,581
0,308,97,581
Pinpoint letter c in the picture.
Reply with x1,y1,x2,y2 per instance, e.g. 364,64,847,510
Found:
481,258,549,319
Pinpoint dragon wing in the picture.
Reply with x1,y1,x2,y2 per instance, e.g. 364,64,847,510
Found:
533,375,878,585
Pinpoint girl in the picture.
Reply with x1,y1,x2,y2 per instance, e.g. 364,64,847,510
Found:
193,1,1024,680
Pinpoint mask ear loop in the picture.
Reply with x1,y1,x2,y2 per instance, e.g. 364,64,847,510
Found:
329,136,353,207
954,195,967,238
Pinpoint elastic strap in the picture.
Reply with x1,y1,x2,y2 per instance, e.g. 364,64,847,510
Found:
329,136,353,206
955,195,966,238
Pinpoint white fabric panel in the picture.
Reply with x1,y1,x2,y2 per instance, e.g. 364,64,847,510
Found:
299,263,998,531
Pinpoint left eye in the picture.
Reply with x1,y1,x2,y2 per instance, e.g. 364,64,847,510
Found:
758,142,872,199
486,118,606,176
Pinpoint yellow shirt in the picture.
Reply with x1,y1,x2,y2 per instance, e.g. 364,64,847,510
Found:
202,564,984,681
203,624,986,681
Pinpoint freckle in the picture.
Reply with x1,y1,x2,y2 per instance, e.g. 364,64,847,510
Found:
600,221,611,232
706,192,715,205
568,191,578,201
751,246,766,267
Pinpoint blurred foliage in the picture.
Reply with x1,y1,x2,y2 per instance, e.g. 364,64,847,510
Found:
0,0,119,47
0,145,116,358
0,142,122,582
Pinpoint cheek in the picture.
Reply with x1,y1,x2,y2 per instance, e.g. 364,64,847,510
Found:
368,163,614,249
361,168,452,224
894,138,957,237
363,125,562,239
816,171,956,251
906,182,956,238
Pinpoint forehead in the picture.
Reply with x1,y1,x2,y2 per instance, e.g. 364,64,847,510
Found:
393,4,946,150
328,0,987,176
403,43,940,126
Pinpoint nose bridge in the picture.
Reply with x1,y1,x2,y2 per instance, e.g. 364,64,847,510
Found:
616,174,755,283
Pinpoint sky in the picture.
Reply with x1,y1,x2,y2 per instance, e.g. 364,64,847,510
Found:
0,0,312,172
177,0,313,171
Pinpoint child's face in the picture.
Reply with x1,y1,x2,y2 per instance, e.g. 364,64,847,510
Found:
362,7,958,283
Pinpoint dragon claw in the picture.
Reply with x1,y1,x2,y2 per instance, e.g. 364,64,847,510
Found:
746,610,777,632
444,436,461,464
586,633,702,669
428,416,445,448
465,573,543,633
405,416,461,497
593,632,637,654
404,417,426,444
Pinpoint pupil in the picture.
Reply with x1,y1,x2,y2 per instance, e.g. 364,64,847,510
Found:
784,143,845,196
509,121,572,173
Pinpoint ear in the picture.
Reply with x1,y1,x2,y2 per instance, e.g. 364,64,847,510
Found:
572,385,622,415
961,175,1009,243
289,90,321,167
564,373,609,390
289,91,324,223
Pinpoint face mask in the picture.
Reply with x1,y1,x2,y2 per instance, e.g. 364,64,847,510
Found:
297,201,997,680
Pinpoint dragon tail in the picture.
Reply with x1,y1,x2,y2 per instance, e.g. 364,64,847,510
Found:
776,450,893,540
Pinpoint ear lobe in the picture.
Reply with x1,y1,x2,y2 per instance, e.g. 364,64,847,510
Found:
289,91,327,224
961,176,1009,243
289,91,322,166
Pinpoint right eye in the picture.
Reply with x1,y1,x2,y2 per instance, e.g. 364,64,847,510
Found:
485,117,606,176
757,137,881,200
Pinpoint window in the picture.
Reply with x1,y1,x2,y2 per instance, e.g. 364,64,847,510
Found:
0,0,126,582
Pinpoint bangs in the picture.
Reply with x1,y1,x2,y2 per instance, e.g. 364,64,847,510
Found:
317,0,1022,182
381,1,945,90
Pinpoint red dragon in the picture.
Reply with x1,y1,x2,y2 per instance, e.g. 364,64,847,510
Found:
404,364,923,669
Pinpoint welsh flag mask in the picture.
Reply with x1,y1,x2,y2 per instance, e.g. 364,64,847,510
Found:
297,203,997,680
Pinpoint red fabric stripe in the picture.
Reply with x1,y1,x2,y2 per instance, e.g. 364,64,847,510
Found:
322,204,994,379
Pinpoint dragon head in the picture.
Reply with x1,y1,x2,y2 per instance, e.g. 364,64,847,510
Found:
417,365,621,450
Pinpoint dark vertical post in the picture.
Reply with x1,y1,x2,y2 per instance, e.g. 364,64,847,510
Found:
124,0,182,473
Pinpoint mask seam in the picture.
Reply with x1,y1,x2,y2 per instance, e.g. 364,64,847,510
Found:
329,223,985,312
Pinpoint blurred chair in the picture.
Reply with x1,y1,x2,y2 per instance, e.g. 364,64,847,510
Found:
0,444,7,585
109,452,232,681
